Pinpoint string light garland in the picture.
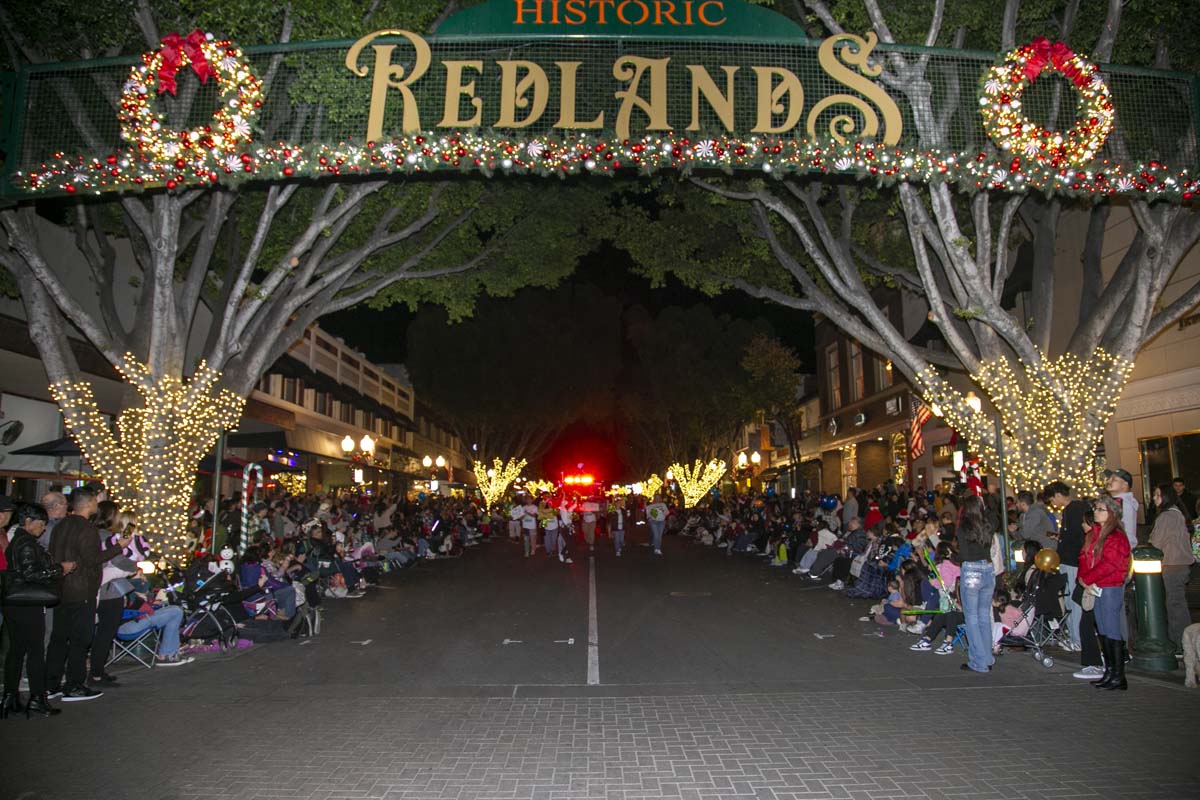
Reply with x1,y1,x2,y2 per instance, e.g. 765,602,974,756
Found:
49,355,245,559
20,131,1197,201
473,456,527,506
980,37,1114,166
668,459,727,508
914,347,1133,494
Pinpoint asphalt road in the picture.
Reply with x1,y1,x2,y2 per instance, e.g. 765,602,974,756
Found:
4,529,1200,800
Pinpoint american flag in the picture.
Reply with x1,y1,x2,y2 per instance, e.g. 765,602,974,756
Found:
909,399,933,461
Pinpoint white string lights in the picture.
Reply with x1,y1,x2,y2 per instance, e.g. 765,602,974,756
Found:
50,355,245,557
914,347,1133,494
473,456,527,506
668,459,728,508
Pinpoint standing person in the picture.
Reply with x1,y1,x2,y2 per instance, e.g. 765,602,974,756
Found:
1079,496,1132,691
89,503,137,689
2,504,76,718
45,487,128,702
646,494,668,556
842,488,859,529
37,491,67,550
519,497,538,557
556,497,575,564
1105,469,1139,547
1149,484,1196,653
581,501,597,551
957,495,996,674
1047,482,1087,652
1171,477,1197,521
611,499,626,557
1015,491,1057,551
508,499,524,546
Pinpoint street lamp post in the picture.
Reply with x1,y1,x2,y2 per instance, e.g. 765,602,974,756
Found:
423,454,448,494
342,434,376,490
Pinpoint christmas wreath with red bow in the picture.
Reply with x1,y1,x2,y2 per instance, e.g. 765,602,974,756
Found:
118,30,262,172
979,36,1114,167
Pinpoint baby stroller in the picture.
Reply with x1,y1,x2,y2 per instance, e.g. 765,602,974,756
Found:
999,568,1073,668
161,560,244,651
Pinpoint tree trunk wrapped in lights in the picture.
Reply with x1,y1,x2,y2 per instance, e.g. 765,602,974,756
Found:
50,356,244,557
914,349,1134,494
474,457,527,507
668,459,727,508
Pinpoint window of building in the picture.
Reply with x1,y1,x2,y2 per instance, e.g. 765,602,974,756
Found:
848,341,864,402
363,367,378,381
316,338,338,355
1138,431,1200,513
825,344,842,409
341,352,360,368
282,378,299,405
340,403,353,424
874,356,893,391
313,391,330,417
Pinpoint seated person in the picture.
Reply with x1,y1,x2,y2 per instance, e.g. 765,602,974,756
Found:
873,578,909,627
238,545,299,619
992,587,1027,649
910,601,965,654
792,518,838,575
116,592,195,666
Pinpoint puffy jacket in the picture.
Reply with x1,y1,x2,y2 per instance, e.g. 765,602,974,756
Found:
4,528,64,590
1078,525,1131,588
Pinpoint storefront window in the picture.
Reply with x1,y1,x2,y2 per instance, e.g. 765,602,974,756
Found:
1139,436,1175,508
841,444,857,496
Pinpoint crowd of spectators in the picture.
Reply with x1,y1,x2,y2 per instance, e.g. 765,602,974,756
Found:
0,483,490,719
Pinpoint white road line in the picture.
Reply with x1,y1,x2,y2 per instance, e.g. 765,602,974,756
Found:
587,555,600,686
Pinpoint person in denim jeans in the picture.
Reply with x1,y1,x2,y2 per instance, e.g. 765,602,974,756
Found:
956,495,996,673
116,599,194,666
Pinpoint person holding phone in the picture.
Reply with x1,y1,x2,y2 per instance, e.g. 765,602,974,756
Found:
2,504,76,718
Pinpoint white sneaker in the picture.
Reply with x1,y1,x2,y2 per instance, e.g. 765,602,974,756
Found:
904,623,926,634
564,558,574,564
157,654,195,667
792,567,808,575
934,642,955,655
1072,665,1104,679
559,553,565,562
615,551,621,557
828,580,845,591
1059,641,1081,652
654,549,662,556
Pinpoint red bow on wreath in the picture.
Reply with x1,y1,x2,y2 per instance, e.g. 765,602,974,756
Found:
157,29,213,95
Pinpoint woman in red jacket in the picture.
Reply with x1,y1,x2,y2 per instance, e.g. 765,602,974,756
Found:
1077,496,1132,691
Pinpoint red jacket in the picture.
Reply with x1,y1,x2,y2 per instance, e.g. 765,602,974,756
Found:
1078,525,1131,588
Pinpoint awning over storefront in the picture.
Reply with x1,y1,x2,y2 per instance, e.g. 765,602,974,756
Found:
228,428,347,460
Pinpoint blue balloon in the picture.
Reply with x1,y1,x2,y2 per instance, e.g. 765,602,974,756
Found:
926,491,936,502
417,492,427,501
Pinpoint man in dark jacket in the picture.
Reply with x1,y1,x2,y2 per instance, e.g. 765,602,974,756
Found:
45,487,128,702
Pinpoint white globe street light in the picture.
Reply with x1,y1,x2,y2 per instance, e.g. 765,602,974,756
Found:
341,435,355,453
359,434,375,453
750,451,762,465
435,455,446,469
422,455,433,468
737,452,748,467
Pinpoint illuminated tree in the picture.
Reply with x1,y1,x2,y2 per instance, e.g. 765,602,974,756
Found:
474,457,527,507
625,0,1200,493
668,460,728,508
0,1,601,551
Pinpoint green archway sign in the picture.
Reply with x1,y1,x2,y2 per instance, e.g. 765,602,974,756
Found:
4,0,1197,201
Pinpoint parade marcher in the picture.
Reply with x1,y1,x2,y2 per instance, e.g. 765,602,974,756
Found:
611,499,626,557
520,497,538,558
581,500,598,551
556,497,574,565
646,495,668,556
508,500,523,546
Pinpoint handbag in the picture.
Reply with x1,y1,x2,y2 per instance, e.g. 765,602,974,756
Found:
2,572,62,607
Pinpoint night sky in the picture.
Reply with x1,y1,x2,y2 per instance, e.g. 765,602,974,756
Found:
323,243,815,479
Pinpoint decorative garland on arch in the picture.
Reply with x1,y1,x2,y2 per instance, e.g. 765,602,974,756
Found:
13,33,1196,203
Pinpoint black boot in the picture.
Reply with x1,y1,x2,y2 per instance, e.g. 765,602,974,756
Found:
25,693,61,717
2,692,25,715
1104,640,1128,691
1091,636,1113,687
287,611,306,639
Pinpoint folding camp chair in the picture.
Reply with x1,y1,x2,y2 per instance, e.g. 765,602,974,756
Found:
106,610,161,670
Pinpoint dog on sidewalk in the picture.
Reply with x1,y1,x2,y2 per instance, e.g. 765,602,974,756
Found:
1184,623,1200,688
